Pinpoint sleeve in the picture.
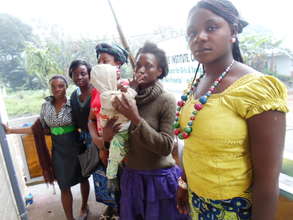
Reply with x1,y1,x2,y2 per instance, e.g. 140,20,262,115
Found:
130,93,177,156
39,102,49,129
235,75,289,119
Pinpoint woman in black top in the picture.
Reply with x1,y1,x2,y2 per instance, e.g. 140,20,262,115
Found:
69,60,94,220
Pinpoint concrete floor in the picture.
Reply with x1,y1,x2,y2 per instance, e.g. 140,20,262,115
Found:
27,176,107,220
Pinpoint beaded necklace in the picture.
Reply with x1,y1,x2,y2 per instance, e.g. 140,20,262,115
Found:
173,60,235,139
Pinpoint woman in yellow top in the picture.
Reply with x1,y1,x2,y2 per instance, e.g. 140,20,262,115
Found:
175,0,289,219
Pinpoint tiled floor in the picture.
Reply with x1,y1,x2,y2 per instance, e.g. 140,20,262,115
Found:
27,176,106,220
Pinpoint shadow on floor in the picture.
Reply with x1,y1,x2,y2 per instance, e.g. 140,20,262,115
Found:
27,176,106,220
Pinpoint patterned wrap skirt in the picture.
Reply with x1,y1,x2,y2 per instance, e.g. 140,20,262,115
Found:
120,165,188,220
189,190,252,220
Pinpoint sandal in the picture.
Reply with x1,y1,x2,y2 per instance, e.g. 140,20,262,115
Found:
98,214,110,220
111,215,119,220
77,207,89,220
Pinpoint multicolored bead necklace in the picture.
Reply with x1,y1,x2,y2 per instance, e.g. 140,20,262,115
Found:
173,60,235,139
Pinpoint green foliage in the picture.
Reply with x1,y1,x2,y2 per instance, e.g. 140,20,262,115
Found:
0,13,35,90
25,42,63,89
4,85,76,118
282,159,293,177
4,90,47,118
239,33,286,73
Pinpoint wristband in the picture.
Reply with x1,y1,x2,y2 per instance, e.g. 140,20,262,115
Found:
178,176,188,190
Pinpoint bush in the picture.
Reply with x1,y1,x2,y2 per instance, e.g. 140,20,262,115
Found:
282,159,293,177
4,90,47,119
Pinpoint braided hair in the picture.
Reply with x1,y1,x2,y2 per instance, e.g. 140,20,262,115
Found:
189,0,248,63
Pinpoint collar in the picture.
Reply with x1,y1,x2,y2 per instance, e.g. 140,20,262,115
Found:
44,96,71,107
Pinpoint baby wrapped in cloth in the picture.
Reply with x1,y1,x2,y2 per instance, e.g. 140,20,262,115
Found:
91,64,136,191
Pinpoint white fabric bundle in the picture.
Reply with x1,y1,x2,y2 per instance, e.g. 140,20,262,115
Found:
91,64,136,127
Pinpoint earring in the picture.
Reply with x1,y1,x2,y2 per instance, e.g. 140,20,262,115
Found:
232,37,236,43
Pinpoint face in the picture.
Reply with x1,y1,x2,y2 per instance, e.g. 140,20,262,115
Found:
98,52,122,79
135,53,162,88
71,65,90,88
50,78,67,99
186,8,234,64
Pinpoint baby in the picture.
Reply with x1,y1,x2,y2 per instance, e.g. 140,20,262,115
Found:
90,64,136,192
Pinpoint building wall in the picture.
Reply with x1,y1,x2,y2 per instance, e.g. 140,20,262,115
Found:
0,149,20,220
0,92,27,220
275,55,293,76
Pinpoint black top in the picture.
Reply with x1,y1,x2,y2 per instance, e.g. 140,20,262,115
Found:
70,89,91,132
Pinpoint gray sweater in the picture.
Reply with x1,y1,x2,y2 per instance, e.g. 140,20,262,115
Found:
126,81,177,170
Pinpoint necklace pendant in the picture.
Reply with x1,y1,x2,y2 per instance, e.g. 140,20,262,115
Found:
174,129,180,135
199,96,208,104
181,95,188,101
194,103,203,111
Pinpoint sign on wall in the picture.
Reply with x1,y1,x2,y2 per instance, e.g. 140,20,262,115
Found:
159,36,199,97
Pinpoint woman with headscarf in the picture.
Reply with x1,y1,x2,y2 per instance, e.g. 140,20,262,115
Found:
88,42,128,220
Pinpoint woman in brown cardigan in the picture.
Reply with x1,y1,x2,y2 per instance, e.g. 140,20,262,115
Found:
104,42,188,220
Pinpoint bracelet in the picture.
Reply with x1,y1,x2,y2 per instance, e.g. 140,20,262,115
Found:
178,176,188,190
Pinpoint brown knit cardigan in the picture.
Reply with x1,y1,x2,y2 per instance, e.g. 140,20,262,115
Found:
31,118,55,184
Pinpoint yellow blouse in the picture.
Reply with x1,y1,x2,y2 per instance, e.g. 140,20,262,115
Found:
181,73,289,200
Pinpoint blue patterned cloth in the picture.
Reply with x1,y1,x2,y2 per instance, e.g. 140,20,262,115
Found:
92,163,117,208
189,191,251,220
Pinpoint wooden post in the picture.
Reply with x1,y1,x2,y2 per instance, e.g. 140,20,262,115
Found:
106,0,136,71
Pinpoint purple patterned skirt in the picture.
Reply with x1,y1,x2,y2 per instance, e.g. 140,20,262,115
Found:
120,165,188,220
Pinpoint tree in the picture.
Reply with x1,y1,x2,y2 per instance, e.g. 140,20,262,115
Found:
239,33,284,73
0,13,34,90
25,43,63,89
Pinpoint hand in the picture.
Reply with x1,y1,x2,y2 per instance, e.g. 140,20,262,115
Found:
107,178,119,192
103,118,121,142
128,72,144,89
112,94,141,126
92,136,105,151
176,186,189,215
1,123,11,134
119,85,128,93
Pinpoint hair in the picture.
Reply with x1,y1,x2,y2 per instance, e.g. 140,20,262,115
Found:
68,60,92,79
95,43,128,65
189,0,248,63
135,42,169,79
49,75,69,88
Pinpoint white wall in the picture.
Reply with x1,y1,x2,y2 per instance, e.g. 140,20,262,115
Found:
0,92,27,220
275,55,293,76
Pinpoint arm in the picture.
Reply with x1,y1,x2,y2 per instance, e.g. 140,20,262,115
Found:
88,110,104,150
113,93,176,156
2,123,33,134
176,168,189,215
247,110,286,220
